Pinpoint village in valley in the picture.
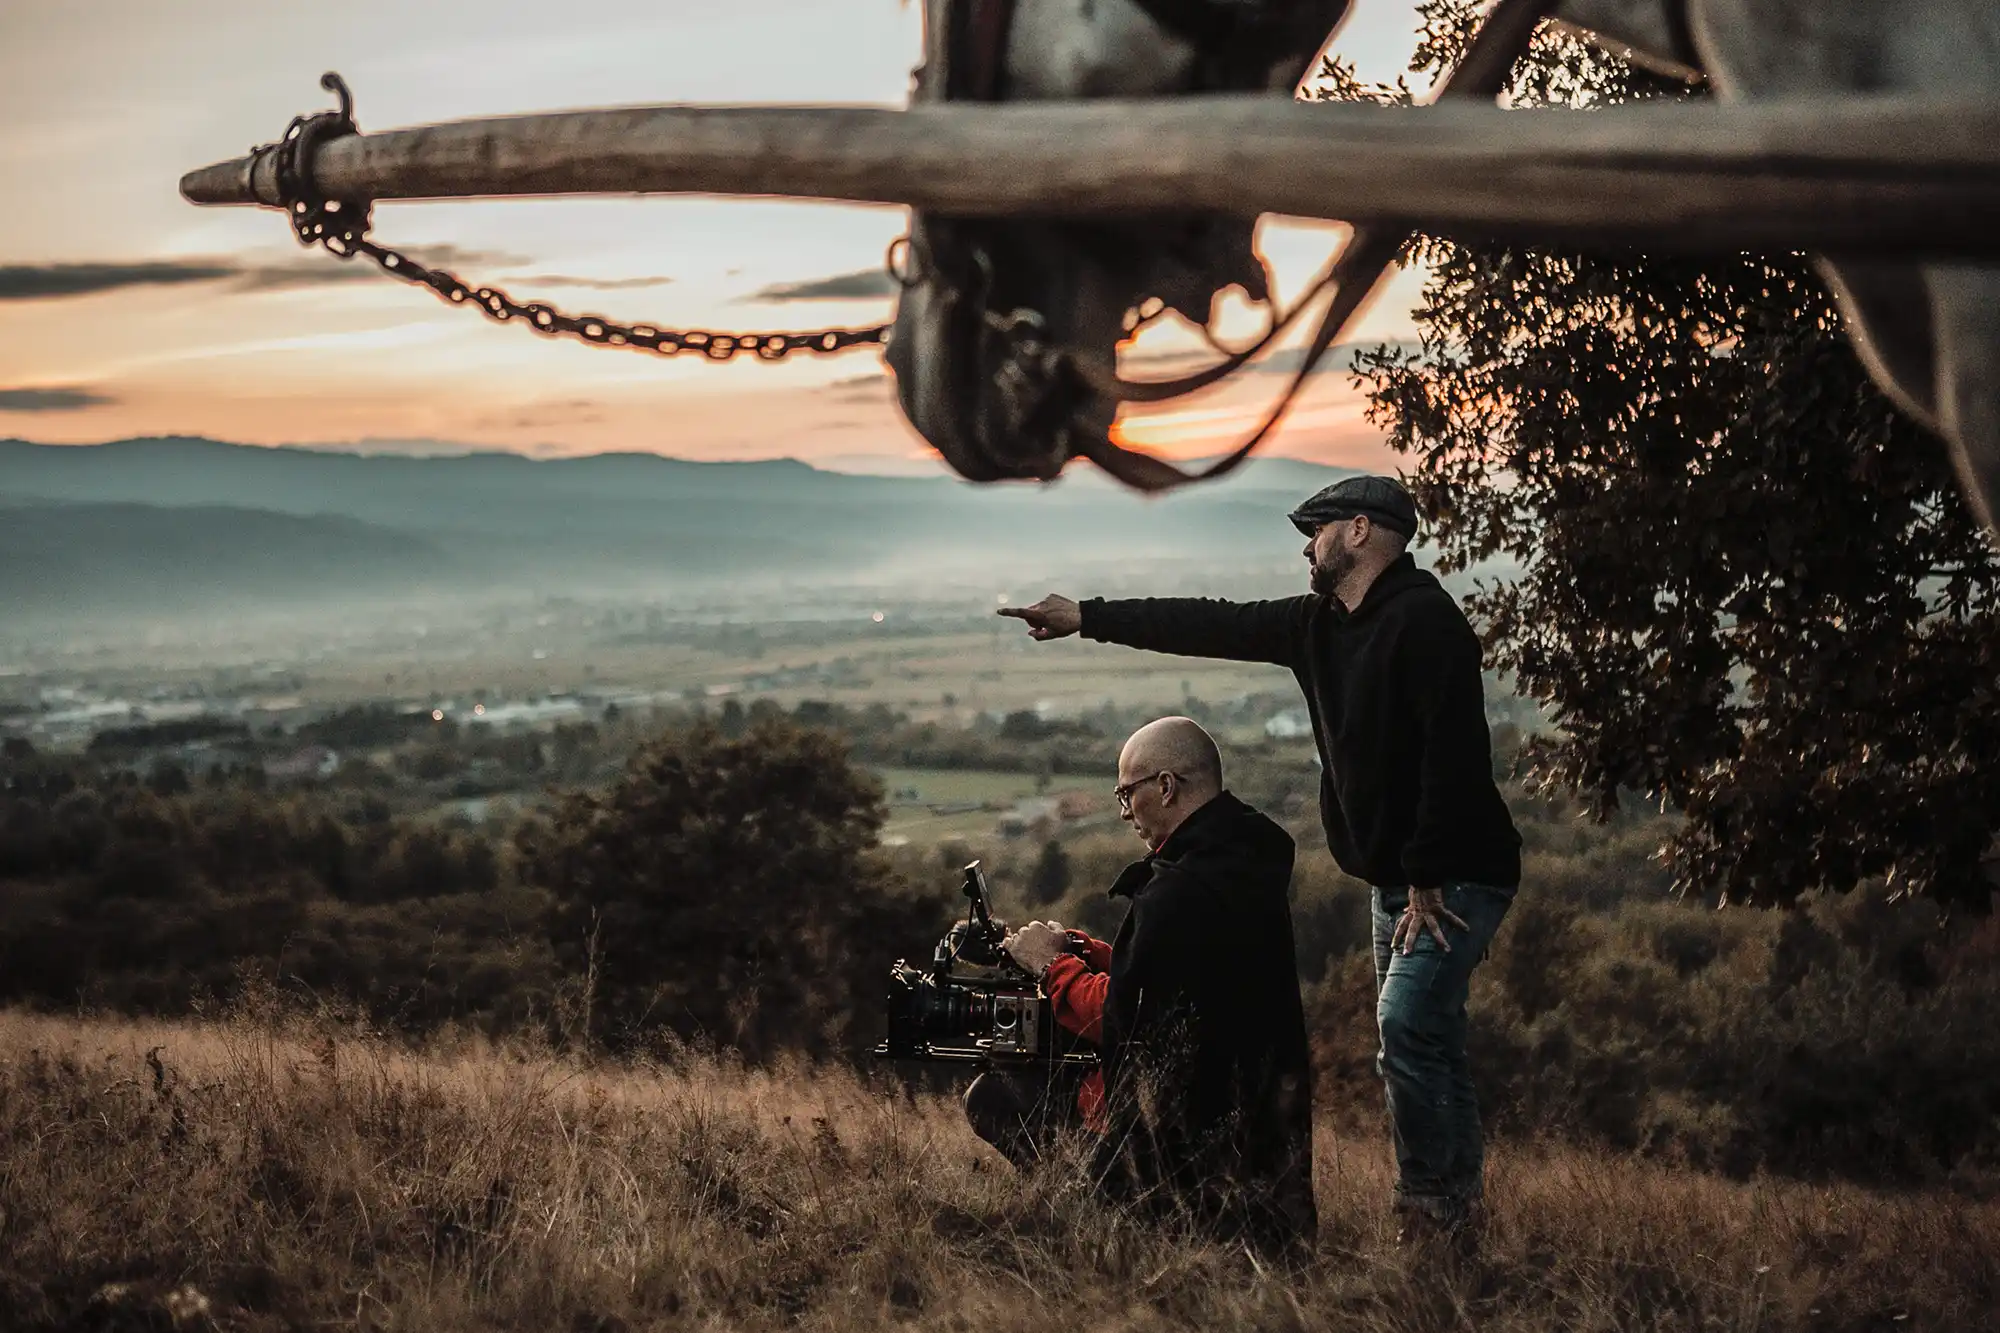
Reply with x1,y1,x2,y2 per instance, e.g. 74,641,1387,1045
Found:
0,589,1417,850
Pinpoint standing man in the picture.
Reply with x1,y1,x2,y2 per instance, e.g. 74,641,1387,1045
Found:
998,475,1520,1246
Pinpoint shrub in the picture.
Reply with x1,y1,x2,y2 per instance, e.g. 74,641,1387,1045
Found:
518,719,946,1059
1312,883,2000,1185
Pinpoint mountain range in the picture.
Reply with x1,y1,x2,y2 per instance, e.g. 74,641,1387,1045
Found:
2,437,1357,619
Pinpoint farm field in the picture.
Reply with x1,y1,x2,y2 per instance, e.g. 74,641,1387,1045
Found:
5,1009,1994,1333
880,756,1056,840
871,765,1117,843
296,629,1293,724
874,766,1065,805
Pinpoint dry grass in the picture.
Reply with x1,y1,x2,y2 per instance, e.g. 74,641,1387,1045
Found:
2,1008,1994,1332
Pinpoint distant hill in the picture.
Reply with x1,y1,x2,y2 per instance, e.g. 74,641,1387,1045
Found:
0,497,441,615
0,436,1351,512
0,437,1358,616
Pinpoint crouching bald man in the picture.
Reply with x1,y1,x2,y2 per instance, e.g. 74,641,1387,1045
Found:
963,718,1317,1255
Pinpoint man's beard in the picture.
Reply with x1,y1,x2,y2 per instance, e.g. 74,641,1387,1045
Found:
1309,547,1354,597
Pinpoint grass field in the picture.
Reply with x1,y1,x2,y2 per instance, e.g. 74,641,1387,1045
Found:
5,1008,1995,1332
871,766,1110,842
874,767,1060,805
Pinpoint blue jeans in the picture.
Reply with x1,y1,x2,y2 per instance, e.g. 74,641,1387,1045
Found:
1371,883,1513,1219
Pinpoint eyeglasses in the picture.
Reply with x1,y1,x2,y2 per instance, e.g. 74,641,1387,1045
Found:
1114,770,1181,813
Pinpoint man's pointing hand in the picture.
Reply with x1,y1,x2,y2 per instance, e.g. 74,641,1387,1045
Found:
997,594,1082,641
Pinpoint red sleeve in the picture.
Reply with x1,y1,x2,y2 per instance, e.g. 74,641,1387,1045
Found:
1068,931,1113,972
1043,954,1107,1043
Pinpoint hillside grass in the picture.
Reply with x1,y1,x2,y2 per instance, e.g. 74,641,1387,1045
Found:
3,1009,1995,1332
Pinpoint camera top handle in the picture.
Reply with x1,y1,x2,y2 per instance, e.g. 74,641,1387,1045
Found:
961,861,999,933
947,861,1010,969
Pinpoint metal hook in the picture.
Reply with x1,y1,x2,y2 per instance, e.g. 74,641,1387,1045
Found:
968,246,996,305
885,236,922,290
319,71,356,126
990,307,1048,351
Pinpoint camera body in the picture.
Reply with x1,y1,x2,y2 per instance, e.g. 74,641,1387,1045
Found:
874,862,1097,1068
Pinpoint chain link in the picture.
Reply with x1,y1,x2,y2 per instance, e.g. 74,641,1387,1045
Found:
269,75,891,364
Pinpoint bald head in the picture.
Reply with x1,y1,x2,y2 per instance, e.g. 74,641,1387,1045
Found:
1121,717,1223,796
1117,717,1224,848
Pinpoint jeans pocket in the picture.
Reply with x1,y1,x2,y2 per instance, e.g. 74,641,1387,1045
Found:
1443,883,1510,961
1381,931,1454,1002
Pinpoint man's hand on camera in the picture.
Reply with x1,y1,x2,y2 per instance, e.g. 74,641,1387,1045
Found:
1004,920,1068,975
1392,887,1469,955
997,595,1082,641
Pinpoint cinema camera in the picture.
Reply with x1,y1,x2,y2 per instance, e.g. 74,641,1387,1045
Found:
874,861,1097,1068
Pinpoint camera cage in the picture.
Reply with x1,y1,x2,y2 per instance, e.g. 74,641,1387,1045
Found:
873,860,1097,1068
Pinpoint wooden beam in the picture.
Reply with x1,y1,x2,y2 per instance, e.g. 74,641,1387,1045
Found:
180,94,2000,257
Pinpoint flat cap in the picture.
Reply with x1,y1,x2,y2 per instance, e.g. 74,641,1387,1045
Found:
1288,474,1418,540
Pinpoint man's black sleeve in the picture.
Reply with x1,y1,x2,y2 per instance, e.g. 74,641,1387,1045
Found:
1105,868,1210,1042
1080,596,1313,667
1399,600,1500,888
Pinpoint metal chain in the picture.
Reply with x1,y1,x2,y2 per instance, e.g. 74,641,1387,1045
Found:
270,75,890,364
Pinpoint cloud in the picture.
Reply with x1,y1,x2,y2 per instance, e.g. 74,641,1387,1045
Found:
0,261,238,300
229,260,384,293
749,268,896,302
0,245,546,301
820,371,890,403
389,244,534,271
0,386,118,412
231,244,539,293
471,399,608,432
507,274,676,292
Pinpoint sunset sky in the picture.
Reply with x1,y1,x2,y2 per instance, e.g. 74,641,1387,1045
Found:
1,0,1434,473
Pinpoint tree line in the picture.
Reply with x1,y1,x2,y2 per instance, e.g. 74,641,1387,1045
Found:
8,712,2000,1183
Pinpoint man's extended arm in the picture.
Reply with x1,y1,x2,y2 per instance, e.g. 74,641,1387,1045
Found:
1084,597,1312,666
1000,593,1312,667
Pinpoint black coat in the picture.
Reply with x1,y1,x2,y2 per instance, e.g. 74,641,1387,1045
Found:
1081,555,1521,890
1091,791,1317,1252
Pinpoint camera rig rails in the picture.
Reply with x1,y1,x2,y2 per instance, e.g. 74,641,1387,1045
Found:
874,862,1098,1069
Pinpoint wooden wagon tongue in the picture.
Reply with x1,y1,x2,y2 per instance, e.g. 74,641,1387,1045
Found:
180,92,2000,257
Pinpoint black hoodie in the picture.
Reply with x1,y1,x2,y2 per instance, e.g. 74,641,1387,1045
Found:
1091,790,1316,1253
1081,555,1521,890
